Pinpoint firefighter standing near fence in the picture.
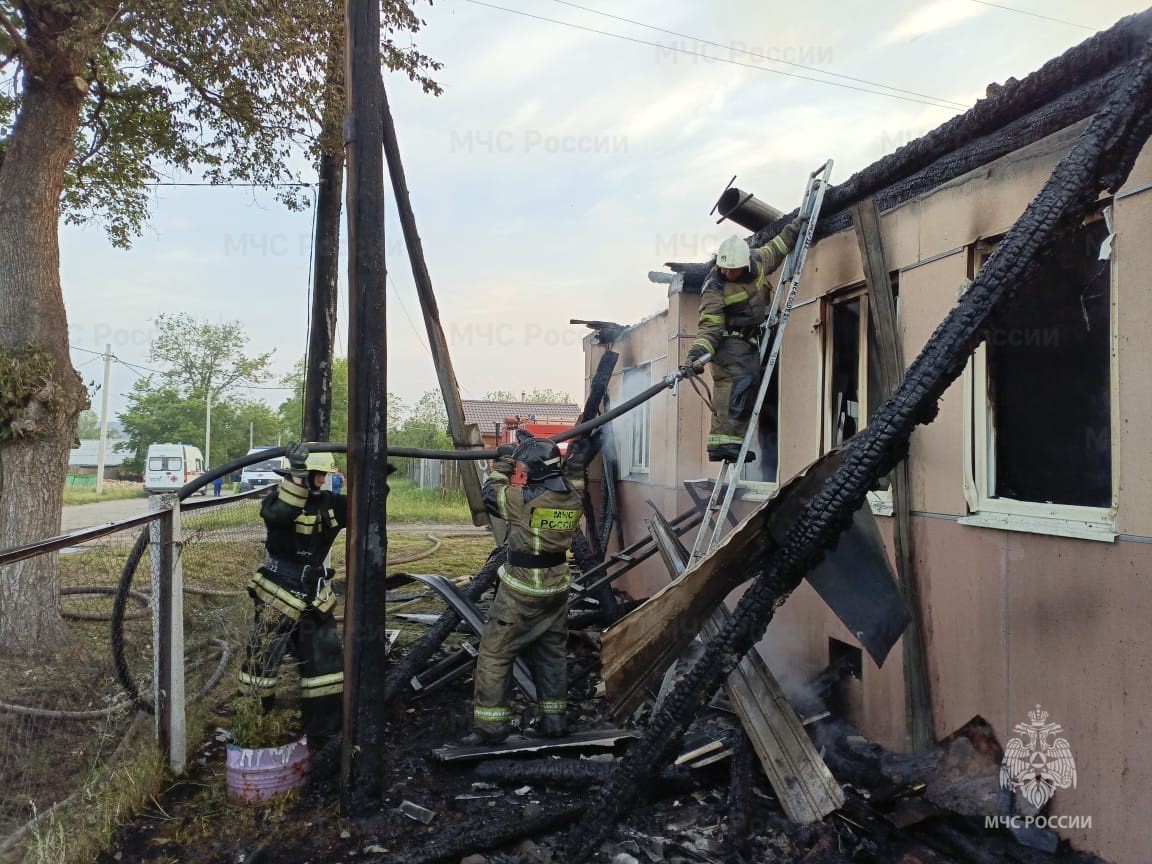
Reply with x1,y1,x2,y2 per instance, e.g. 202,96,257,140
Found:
685,215,808,463
238,442,349,755
465,434,598,744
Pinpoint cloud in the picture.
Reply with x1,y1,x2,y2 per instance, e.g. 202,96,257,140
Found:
879,0,989,46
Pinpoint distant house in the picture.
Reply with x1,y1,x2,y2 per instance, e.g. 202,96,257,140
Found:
461,400,581,448
69,439,130,480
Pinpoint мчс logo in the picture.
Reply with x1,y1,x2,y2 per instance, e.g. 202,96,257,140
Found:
999,704,1077,809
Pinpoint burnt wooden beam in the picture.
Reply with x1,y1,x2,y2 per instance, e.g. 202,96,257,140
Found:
851,197,935,752
340,0,390,812
644,506,843,824
302,37,344,442
381,86,489,528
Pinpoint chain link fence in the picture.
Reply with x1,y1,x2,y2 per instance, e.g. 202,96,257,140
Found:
0,490,272,864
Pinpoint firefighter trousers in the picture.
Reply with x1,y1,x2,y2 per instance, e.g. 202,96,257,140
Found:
473,585,568,736
708,336,761,450
238,599,344,740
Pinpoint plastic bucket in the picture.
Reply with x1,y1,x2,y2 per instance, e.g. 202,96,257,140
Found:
225,737,310,804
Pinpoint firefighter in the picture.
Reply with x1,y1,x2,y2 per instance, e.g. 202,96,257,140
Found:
237,442,348,753
685,216,808,462
465,434,598,744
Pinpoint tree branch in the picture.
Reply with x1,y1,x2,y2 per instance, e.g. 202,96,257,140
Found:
0,7,29,61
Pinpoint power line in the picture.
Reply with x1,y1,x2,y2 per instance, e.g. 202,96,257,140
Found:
550,0,970,110
965,0,1099,32
144,181,318,188
465,0,964,111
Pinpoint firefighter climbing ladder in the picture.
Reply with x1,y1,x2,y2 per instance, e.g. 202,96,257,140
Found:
689,159,834,566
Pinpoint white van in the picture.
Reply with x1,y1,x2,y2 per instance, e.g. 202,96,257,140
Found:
239,447,287,491
144,443,206,494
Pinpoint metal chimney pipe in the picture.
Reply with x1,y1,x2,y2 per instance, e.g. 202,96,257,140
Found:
715,186,784,232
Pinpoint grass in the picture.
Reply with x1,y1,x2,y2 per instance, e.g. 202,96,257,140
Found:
23,719,165,864
62,486,147,506
386,477,472,524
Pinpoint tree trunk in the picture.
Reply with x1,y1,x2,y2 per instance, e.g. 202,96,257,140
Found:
0,43,92,652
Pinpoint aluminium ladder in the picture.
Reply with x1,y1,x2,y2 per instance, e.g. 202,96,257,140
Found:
688,159,834,566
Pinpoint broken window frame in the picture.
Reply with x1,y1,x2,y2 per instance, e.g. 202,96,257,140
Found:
619,363,652,479
819,282,899,515
959,211,1119,540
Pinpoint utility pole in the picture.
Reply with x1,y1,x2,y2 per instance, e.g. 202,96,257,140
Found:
380,88,489,527
204,388,213,467
249,421,254,451
341,0,390,813
95,343,112,495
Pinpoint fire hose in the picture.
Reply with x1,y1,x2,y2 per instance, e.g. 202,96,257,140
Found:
110,357,710,711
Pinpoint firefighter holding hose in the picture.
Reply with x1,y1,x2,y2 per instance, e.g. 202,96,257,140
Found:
237,442,357,757
685,215,808,463
464,433,600,744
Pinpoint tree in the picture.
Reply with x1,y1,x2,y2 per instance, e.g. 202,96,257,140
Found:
117,315,279,467
483,388,573,403
0,0,438,651
118,381,280,473
75,408,99,439
150,313,273,397
278,355,406,453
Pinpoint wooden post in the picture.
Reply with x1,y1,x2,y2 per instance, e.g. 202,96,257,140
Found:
850,197,935,751
341,0,390,812
379,86,489,528
150,494,186,773
303,31,345,443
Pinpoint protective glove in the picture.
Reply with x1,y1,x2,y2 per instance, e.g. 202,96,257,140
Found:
685,345,707,366
789,213,811,236
492,445,517,476
285,442,309,478
565,431,603,472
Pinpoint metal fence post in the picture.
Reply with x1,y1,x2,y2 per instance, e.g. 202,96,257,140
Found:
149,493,186,773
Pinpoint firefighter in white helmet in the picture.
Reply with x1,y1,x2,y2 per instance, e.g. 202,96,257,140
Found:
685,215,809,462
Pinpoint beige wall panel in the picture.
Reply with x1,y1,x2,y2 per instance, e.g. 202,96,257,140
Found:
778,299,826,481
913,520,1008,739
917,125,1079,258
1003,531,1152,862
898,254,969,515
1113,190,1152,537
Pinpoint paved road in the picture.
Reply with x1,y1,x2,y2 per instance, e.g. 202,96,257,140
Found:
60,490,238,533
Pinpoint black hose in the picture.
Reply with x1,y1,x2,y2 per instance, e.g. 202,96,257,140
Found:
110,364,697,710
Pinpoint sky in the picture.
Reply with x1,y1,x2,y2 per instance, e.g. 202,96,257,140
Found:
61,0,1148,425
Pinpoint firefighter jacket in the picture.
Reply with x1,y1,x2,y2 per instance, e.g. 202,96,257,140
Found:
482,453,586,597
247,476,348,620
691,222,801,357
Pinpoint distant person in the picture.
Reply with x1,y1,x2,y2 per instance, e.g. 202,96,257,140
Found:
331,469,344,495
213,475,224,497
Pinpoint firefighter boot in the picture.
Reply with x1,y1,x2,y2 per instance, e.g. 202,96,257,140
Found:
708,443,756,463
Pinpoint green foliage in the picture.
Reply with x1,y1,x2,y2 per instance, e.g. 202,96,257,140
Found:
75,409,100,438
0,0,442,246
115,314,281,470
230,696,300,750
150,313,273,395
482,388,573,403
0,346,56,441
276,358,435,450
118,380,281,472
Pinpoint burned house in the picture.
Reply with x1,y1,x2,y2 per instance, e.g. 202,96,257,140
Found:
583,12,1152,863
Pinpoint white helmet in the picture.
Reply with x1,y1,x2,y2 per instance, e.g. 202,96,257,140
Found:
716,235,751,269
